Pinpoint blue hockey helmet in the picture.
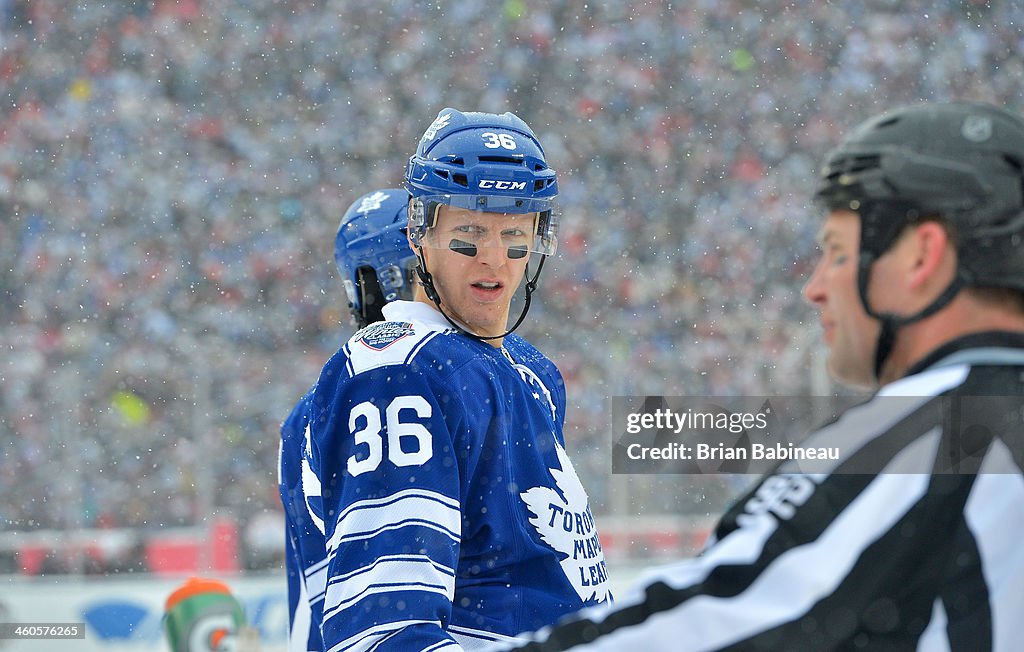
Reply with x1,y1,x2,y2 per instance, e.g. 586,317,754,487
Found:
334,189,416,328
404,108,559,257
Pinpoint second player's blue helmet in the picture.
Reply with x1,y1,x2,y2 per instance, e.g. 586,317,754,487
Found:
334,188,416,328
404,108,559,257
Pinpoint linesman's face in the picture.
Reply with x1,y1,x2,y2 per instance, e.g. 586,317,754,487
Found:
416,205,534,338
802,210,882,388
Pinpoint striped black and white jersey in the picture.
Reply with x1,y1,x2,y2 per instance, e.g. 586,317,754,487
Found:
504,332,1024,651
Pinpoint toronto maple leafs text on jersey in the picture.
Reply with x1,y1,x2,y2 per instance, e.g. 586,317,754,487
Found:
295,301,611,651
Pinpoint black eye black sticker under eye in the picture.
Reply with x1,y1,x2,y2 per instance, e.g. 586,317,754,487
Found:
448,239,478,257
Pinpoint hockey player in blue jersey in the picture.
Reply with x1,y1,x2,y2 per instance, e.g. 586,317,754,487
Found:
279,188,416,652
303,108,612,651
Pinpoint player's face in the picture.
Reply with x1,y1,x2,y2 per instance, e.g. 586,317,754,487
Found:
802,210,882,388
419,205,533,337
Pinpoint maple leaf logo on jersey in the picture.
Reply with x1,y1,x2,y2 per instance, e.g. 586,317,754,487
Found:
520,442,611,604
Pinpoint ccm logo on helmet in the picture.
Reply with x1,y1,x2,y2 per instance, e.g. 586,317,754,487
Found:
479,180,527,191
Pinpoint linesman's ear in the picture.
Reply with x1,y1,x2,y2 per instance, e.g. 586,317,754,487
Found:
906,220,955,291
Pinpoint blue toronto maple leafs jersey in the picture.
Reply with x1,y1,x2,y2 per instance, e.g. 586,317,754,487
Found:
279,390,328,652
300,300,611,651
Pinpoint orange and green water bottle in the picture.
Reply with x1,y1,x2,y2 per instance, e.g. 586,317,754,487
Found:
163,577,247,652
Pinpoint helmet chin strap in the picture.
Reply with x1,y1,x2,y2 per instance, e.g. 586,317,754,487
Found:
412,245,546,342
858,254,965,379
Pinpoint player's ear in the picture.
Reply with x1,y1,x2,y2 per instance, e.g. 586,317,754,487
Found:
907,221,954,291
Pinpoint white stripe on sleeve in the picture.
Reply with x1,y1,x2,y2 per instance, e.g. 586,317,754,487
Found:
304,556,329,603
325,620,434,652
322,554,455,619
289,565,313,652
326,488,461,555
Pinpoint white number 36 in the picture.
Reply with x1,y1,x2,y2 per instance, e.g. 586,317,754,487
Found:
481,132,517,150
347,396,433,476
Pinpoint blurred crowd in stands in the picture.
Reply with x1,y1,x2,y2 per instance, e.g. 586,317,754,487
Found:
2,0,1021,570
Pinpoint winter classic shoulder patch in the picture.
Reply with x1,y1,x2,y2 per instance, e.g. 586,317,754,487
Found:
344,319,442,376
356,321,415,351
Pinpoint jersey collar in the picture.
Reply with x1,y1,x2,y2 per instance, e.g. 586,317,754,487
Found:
905,330,1024,376
382,300,455,333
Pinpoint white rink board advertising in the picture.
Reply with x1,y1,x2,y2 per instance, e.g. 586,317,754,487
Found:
0,575,288,652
